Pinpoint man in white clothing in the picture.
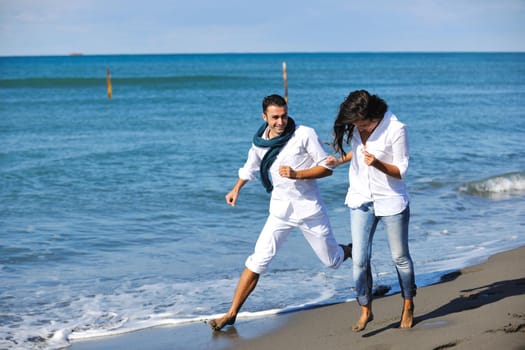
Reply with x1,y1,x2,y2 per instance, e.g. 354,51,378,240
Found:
208,94,351,331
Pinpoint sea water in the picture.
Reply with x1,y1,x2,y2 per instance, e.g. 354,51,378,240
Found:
1,53,524,350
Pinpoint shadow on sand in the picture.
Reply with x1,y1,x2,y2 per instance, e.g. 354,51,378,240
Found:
362,276,525,337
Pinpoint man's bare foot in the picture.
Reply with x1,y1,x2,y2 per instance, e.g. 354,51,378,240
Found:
352,307,373,332
208,314,236,331
400,299,414,329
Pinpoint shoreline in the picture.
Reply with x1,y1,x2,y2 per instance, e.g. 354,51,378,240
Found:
69,246,525,350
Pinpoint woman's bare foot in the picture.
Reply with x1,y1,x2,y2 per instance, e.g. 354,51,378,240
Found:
208,314,236,331
400,299,414,329
352,305,373,332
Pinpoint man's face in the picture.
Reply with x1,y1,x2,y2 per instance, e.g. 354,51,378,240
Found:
263,105,288,138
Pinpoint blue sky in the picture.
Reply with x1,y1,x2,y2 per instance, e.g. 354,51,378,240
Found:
1,0,524,56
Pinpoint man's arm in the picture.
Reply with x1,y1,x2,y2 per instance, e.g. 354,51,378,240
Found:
278,165,333,180
225,178,248,206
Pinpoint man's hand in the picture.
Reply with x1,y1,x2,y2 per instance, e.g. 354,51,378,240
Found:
279,165,332,180
225,179,247,206
279,165,296,179
225,190,239,206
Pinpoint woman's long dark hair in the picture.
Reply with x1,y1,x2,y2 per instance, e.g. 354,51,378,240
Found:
332,90,388,155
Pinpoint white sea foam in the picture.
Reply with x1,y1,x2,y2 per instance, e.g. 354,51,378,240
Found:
459,172,525,199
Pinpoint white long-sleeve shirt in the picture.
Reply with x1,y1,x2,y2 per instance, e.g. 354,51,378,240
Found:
345,111,410,216
239,125,333,220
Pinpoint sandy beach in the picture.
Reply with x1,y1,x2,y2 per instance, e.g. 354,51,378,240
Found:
70,246,525,350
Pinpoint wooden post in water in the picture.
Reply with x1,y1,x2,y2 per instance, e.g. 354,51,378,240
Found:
106,68,112,99
282,61,288,102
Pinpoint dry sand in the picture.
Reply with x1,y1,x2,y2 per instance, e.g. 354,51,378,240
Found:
70,246,525,350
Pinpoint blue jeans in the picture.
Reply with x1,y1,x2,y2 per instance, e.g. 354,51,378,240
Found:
350,202,416,306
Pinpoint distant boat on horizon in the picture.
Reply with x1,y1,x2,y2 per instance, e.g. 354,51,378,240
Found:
69,52,83,56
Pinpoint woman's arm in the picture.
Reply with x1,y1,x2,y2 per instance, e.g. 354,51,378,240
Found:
326,151,353,168
362,124,408,180
362,150,402,179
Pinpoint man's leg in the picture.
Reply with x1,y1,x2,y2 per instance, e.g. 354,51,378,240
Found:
209,268,259,331
210,215,292,331
300,211,349,269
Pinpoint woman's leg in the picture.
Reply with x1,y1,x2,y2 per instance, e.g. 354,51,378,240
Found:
401,297,414,329
382,205,416,328
350,203,378,331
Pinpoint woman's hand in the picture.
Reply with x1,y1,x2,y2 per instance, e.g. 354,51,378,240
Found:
325,155,340,168
362,148,378,166
362,147,401,179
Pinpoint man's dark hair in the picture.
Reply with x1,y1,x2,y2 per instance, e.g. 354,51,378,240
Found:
262,94,287,112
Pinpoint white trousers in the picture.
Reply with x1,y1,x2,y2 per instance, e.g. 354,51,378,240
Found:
245,211,345,274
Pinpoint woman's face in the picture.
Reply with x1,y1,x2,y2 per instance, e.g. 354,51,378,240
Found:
352,119,380,133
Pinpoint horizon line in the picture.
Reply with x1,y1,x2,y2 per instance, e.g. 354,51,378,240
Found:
1,50,524,58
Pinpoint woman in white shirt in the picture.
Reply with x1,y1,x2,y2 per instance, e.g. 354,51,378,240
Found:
329,90,416,331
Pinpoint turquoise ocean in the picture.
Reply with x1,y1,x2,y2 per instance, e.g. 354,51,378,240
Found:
1,53,524,350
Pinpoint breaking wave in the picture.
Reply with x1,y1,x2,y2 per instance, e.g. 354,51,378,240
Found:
458,172,525,199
